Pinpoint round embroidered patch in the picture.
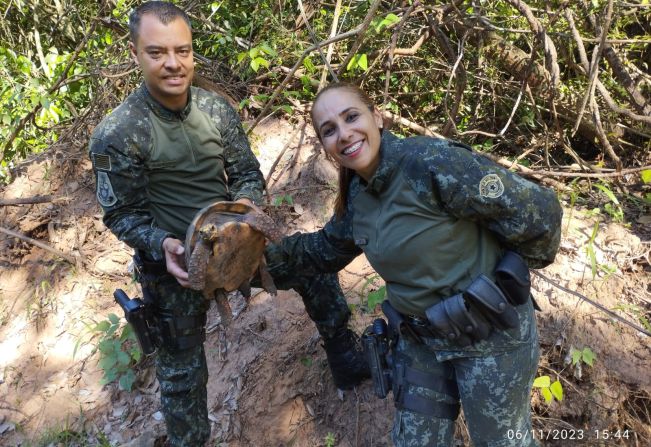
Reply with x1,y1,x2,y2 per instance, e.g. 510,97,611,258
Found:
479,173,504,198
97,171,118,207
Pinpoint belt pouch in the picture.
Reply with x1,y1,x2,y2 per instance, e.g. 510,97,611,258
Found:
495,251,531,305
464,274,519,330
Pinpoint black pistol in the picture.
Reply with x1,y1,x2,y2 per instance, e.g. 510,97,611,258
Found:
114,289,156,356
362,318,392,398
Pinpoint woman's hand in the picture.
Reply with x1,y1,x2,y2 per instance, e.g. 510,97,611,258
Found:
162,237,191,287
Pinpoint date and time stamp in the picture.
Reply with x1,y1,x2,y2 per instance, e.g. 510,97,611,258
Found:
506,428,634,442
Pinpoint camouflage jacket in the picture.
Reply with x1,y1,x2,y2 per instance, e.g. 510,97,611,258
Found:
267,131,562,316
89,84,265,260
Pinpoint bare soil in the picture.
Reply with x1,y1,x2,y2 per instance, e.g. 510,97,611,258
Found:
0,118,650,447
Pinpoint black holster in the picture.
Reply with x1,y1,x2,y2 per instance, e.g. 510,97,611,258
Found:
367,301,461,420
362,318,392,398
114,289,159,356
132,252,207,352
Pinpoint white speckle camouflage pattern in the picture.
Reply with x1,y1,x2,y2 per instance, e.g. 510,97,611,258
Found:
266,130,561,446
88,83,265,260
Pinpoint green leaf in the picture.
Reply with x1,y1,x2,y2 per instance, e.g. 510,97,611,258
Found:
581,348,596,367
117,350,131,366
284,195,294,205
120,323,133,341
358,54,368,71
303,56,315,72
541,387,553,403
106,323,118,337
641,170,651,184
346,55,359,71
532,375,550,388
255,57,269,69
131,347,142,362
300,357,312,367
94,320,110,333
571,348,582,365
237,52,247,64
99,354,118,371
98,339,115,353
367,286,386,309
375,13,400,31
550,380,563,401
108,313,120,325
260,43,277,57
119,369,136,391
594,183,619,205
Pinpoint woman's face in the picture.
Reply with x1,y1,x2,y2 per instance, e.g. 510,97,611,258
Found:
312,88,383,181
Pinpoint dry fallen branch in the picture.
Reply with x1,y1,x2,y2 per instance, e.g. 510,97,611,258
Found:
0,226,78,265
335,0,383,78
502,0,560,87
248,0,382,134
0,195,54,206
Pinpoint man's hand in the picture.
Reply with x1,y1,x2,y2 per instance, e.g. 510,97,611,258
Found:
162,237,191,287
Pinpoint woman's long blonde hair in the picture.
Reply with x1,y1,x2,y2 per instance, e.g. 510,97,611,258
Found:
310,82,380,218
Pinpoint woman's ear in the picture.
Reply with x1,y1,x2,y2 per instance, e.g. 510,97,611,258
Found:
373,108,383,129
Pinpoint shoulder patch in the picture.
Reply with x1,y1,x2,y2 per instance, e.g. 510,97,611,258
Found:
92,153,112,171
479,173,504,198
96,171,118,207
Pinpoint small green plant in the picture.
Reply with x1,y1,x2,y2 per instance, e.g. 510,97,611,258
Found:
570,346,596,367
532,375,563,404
372,13,400,32
237,43,277,72
360,275,386,312
30,420,112,447
594,182,624,223
76,314,141,391
272,194,294,206
583,220,616,280
300,356,313,367
613,304,651,332
346,53,368,72
27,278,55,329
324,432,336,447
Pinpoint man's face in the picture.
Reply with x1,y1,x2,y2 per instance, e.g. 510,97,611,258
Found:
130,14,194,111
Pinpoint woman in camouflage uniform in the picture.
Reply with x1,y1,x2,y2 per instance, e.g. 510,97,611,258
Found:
267,83,562,446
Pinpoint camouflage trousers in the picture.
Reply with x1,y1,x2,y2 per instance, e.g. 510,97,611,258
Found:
140,270,350,447
391,300,540,447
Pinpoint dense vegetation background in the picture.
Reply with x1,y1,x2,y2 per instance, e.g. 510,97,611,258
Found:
1,0,649,187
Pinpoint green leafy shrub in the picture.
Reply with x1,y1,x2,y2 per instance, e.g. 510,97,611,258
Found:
76,313,141,391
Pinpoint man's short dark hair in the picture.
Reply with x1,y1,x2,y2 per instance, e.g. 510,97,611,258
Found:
129,1,192,45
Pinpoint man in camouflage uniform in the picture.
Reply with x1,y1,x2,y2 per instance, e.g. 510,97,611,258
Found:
266,83,563,446
88,4,367,446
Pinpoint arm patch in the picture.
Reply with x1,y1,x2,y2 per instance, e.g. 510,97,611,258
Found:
96,171,118,207
92,153,112,171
